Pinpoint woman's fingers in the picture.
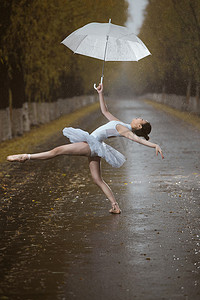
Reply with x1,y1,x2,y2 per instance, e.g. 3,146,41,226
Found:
159,150,164,159
97,84,101,93
156,145,159,156
97,83,103,93
158,146,164,159
156,145,164,159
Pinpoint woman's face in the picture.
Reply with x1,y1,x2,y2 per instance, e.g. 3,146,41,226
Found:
131,118,147,130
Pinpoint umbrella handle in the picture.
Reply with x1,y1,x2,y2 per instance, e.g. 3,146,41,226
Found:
94,76,104,90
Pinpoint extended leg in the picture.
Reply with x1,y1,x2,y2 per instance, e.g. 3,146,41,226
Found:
88,156,121,214
7,142,91,162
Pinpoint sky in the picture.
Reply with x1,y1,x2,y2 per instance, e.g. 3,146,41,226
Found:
126,0,148,34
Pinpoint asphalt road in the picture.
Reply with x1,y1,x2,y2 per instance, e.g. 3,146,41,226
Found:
0,98,200,300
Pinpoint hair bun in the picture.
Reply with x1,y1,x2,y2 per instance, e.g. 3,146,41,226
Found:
134,121,151,140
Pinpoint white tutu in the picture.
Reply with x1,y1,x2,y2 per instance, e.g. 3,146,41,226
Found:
62,127,126,168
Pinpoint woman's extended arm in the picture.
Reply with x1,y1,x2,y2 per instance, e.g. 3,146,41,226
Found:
96,84,120,121
117,124,164,159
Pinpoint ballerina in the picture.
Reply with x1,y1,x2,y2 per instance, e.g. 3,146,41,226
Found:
7,83,164,214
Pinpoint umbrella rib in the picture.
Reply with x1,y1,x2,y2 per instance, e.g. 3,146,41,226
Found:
101,35,109,79
127,40,138,61
116,33,141,44
73,35,88,53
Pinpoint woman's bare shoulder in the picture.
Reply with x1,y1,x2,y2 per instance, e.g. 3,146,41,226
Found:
116,124,131,134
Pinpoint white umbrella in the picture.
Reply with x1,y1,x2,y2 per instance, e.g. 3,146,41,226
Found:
61,19,151,88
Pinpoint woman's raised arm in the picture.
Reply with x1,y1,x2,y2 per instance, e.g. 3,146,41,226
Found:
96,84,120,121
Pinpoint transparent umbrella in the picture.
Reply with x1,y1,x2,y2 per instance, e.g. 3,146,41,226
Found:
61,19,151,89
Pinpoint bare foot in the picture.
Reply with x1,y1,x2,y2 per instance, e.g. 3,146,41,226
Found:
109,202,121,214
7,154,29,163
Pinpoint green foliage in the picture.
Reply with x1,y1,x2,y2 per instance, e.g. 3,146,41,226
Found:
0,0,128,108
122,0,200,96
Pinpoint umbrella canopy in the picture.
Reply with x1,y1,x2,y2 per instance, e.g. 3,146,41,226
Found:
61,20,151,85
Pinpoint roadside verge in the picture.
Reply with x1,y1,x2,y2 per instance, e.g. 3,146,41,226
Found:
0,102,99,164
144,99,200,130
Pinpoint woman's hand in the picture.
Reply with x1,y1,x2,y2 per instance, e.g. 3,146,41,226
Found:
96,83,103,94
155,145,164,159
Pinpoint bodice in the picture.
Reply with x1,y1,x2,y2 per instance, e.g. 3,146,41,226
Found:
90,120,132,142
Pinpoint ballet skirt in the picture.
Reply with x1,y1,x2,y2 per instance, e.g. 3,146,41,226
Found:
62,120,132,168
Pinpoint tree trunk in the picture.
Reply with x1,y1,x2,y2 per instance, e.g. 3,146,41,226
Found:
0,61,12,141
196,82,200,111
22,102,30,132
10,64,26,109
0,108,12,142
11,107,23,137
10,64,29,136
0,61,9,109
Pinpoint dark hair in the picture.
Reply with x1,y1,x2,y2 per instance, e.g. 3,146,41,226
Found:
134,122,151,140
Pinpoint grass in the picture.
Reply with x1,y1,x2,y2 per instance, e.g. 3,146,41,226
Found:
0,102,99,164
144,99,200,130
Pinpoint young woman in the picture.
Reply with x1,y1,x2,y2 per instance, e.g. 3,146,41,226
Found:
7,84,164,214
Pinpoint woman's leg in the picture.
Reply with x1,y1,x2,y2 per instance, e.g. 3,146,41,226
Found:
7,142,91,162
88,156,121,214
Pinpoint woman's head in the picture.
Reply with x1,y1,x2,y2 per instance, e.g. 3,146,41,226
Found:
131,118,151,141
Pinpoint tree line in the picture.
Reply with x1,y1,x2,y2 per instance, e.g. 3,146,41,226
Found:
117,0,200,100
0,0,128,110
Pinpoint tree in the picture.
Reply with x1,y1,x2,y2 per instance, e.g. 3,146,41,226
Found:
123,0,200,97
0,0,128,109
0,0,12,109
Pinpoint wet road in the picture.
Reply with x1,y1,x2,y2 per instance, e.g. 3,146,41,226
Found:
0,98,200,300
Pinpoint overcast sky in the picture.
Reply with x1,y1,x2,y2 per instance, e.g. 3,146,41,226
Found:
126,0,148,34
